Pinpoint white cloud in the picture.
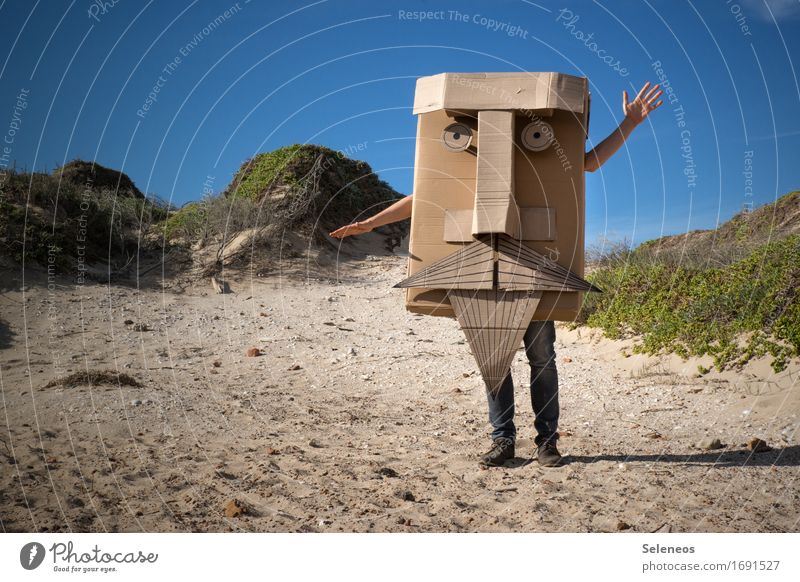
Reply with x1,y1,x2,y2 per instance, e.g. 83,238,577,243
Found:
741,0,800,21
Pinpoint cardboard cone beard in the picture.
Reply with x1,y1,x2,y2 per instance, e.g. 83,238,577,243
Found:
396,73,601,395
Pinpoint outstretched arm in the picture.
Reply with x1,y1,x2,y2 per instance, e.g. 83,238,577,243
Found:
584,81,663,172
329,194,413,238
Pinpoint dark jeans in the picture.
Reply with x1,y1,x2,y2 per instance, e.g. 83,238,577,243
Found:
485,320,559,445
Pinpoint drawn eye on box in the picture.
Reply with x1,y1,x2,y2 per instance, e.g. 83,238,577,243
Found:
441,120,555,153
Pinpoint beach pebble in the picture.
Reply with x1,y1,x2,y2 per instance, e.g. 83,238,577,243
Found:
223,499,247,518
697,438,723,450
245,347,261,357
747,438,771,453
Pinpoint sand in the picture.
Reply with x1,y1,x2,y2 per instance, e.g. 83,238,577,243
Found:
1,251,798,533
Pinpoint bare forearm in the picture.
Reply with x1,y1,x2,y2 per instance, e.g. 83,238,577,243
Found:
585,81,664,172
584,117,638,172
363,194,413,228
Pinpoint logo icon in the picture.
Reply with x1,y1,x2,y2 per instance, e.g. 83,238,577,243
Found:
20,542,46,570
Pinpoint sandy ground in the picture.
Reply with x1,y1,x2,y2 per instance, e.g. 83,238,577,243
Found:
1,251,799,533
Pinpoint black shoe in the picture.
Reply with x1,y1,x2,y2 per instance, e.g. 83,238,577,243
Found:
479,437,515,467
536,439,563,467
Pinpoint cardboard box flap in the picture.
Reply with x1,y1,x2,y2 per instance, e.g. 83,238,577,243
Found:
413,72,586,115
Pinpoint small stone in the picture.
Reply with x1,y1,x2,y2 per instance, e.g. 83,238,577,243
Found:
318,518,332,526
266,447,279,455
132,323,149,332
347,347,357,356
697,438,723,450
130,399,142,407
616,520,631,531
245,347,261,357
123,319,134,325
401,491,415,502
562,357,573,363
212,360,222,367
223,499,247,518
308,439,324,448
344,317,355,322
378,467,399,478
289,364,302,370
747,438,771,453
462,372,470,378
617,463,627,471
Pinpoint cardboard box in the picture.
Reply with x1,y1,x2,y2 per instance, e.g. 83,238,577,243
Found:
402,72,592,322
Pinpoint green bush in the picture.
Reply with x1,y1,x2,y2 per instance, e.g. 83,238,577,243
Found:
0,167,168,271
580,235,800,372
224,144,402,230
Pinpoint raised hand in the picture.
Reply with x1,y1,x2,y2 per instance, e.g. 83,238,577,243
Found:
623,82,663,125
329,220,374,239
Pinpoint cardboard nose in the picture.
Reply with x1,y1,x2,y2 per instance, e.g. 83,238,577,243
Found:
472,110,521,239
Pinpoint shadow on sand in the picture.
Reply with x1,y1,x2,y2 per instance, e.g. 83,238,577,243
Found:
500,445,800,468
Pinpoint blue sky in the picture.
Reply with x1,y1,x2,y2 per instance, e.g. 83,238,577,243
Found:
1,0,799,246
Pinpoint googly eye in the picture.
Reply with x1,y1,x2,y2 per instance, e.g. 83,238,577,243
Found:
521,121,554,152
442,123,473,152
